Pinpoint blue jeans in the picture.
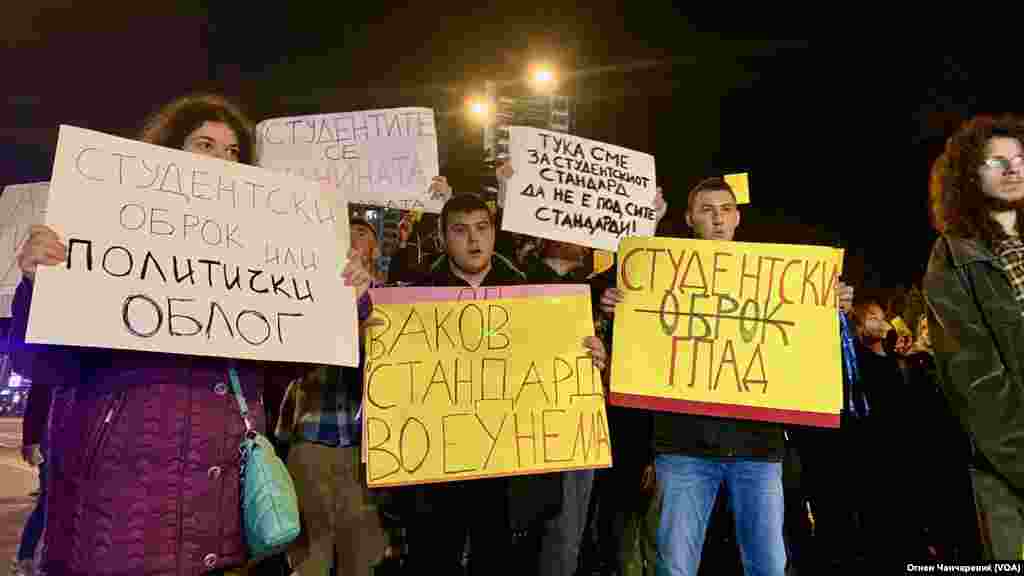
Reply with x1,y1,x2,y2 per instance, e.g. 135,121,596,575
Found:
655,455,785,576
538,469,594,576
17,447,46,561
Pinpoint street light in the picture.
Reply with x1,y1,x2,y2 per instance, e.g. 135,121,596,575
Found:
466,96,489,124
529,62,557,93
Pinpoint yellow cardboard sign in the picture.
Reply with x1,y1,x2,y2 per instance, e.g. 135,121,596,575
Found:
724,172,750,204
593,250,615,275
364,294,612,487
610,237,844,427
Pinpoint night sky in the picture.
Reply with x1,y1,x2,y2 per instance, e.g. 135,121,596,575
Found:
0,4,960,303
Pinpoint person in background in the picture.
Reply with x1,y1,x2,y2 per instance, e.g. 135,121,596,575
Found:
924,114,1024,560
10,379,50,576
9,93,371,576
523,238,595,576
273,213,390,576
376,176,452,285
398,192,607,575
351,217,384,284
495,163,663,575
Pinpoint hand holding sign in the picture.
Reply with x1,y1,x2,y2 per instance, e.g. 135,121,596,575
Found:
583,335,607,372
654,187,667,224
599,287,624,318
341,248,373,301
836,279,854,313
18,225,66,279
428,176,453,203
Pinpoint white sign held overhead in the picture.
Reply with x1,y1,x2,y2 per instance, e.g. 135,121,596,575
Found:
256,108,441,214
503,127,658,251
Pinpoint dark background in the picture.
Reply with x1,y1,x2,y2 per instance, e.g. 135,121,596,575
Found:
0,3,964,300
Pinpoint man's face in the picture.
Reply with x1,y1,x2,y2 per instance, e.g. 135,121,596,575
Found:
979,136,1024,205
445,209,494,275
857,304,889,342
686,189,740,241
351,224,377,267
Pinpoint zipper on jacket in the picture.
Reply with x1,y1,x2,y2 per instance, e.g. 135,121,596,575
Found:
83,391,127,482
80,390,127,568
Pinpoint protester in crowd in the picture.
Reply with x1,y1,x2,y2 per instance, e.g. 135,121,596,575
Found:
10,379,50,576
522,238,596,576
8,93,372,576
394,192,607,575
350,217,385,285
601,177,853,576
924,114,1024,560
271,213,397,576
897,314,980,561
379,176,453,285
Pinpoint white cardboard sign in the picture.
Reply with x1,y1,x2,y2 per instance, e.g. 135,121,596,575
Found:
0,182,49,317
256,107,441,214
503,127,658,251
26,125,358,367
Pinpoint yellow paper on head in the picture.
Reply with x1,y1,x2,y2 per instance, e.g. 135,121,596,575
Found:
724,173,751,204
594,250,615,275
890,316,912,338
363,294,612,487
609,237,844,427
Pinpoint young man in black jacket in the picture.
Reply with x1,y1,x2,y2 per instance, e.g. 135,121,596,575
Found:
400,193,607,575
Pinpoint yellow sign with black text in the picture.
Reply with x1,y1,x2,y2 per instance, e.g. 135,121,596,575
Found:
610,236,843,427
364,293,612,487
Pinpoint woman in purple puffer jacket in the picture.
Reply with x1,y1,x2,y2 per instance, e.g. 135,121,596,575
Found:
9,93,372,576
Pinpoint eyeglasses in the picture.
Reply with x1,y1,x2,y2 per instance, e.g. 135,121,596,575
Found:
982,155,1024,172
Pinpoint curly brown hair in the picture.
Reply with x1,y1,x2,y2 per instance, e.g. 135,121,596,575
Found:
138,93,255,165
929,114,1024,244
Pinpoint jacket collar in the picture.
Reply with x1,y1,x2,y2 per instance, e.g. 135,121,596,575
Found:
945,234,999,268
427,252,526,286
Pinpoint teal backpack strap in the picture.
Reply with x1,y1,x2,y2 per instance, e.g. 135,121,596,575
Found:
227,361,255,435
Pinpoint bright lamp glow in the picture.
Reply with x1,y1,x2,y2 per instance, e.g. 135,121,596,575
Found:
467,97,489,123
530,63,557,92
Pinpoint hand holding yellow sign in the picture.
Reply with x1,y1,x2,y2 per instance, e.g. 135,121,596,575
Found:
609,236,844,427
364,293,612,487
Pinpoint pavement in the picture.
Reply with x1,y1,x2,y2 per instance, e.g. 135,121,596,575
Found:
0,418,38,567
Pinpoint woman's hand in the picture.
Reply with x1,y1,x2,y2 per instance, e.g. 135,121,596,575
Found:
17,225,65,280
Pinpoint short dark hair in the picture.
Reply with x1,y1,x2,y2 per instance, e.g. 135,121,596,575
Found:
440,193,494,237
139,93,255,165
350,217,377,236
686,177,736,212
